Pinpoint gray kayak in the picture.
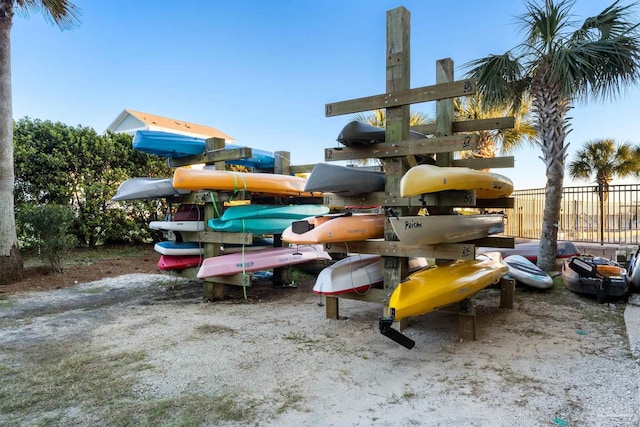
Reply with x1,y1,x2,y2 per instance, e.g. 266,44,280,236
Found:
112,177,190,201
304,163,385,196
336,120,427,147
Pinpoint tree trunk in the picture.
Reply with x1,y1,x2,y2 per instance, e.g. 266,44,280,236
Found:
0,2,23,285
532,64,569,272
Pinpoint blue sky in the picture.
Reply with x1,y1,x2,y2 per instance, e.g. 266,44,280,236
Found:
10,0,640,190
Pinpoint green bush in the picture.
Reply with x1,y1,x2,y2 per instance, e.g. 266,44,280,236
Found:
19,204,77,273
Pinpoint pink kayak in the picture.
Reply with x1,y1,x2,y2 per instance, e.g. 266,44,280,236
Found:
197,245,331,278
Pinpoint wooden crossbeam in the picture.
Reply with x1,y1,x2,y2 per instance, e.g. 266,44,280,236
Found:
475,197,515,209
452,156,515,169
179,231,253,245
412,117,515,135
325,79,476,117
325,134,478,162
324,240,476,260
167,147,252,168
322,190,476,208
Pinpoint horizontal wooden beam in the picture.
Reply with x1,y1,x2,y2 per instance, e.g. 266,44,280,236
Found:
322,190,476,208
205,273,252,287
324,240,476,260
412,116,515,135
452,156,515,169
330,288,391,304
468,236,515,248
325,135,477,162
178,231,253,245
325,79,476,117
167,147,253,168
475,198,515,209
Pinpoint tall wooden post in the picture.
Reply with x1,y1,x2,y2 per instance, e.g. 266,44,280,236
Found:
203,137,226,301
382,7,410,297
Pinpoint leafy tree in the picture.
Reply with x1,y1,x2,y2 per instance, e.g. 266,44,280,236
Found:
19,204,76,273
454,94,537,159
14,118,172,247
465,0,640,270
0,0,79,285
568,138,640,243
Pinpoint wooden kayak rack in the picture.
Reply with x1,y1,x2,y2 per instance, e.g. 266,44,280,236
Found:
320,6,517,343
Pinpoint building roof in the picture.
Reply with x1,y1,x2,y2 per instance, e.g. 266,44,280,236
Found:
106,109,235,141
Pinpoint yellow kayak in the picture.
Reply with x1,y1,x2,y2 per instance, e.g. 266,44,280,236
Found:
400,164,513,199
281,213,385,244
172,168,317,197
388,253,508,321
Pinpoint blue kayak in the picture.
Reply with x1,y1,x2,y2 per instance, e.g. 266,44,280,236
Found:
208,218,301,234
132,130,275,168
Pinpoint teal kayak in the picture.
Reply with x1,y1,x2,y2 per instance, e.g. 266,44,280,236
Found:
219,204,329,221
208,217,300,234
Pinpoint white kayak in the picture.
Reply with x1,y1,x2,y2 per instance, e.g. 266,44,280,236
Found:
149,220,206,232
502,254,553,289
313,254,428,295
388,214,504,246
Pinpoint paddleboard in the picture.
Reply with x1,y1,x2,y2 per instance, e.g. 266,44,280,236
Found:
502,255,553,289
172,168,316,197
400,164,513,199
281,213,385,244
388,214,504,246
154,241,204,256
196,245,331,278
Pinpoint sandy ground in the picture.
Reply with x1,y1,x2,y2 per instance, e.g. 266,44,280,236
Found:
1,272,639,426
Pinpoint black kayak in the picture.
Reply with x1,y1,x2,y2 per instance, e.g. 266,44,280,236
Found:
336,121,427,147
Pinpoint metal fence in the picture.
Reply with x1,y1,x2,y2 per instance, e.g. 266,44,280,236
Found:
506,184,640,245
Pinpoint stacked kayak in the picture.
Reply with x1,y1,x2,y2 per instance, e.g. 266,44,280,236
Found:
400,164,513,199
336,121,427,147
154,241,203,256
149,204,206,232
388,214,504,245
157,255,203,271
133,129,275,168
208,204,329,234
173,168,316,197
197,245,331,278
304,163,385,196
282,213,385,244
313,255,428,295
112,177,190,201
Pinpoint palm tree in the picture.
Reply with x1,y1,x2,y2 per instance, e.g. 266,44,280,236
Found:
465,0,640,271
0,0,79,285
568,138,640,243
454,93,537,159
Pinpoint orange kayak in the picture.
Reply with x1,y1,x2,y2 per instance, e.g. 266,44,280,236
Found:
172,168,317,197
282,213,385,244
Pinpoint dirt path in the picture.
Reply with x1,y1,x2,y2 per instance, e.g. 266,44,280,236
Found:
1,273,638,426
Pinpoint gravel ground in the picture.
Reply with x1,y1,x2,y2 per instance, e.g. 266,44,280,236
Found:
0,273,638,426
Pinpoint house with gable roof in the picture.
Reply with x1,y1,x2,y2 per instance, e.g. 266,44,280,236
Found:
106,109,235,142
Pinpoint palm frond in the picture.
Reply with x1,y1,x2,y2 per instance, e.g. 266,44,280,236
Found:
16,0,80,29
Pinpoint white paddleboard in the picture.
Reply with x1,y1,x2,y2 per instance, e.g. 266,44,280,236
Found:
503,254,553,289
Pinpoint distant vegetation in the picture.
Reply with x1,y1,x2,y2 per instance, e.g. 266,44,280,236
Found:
13,117,172,249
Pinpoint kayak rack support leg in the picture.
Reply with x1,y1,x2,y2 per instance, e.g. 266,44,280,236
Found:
457,299,476,342
325,296,339,320
500,278,515,310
